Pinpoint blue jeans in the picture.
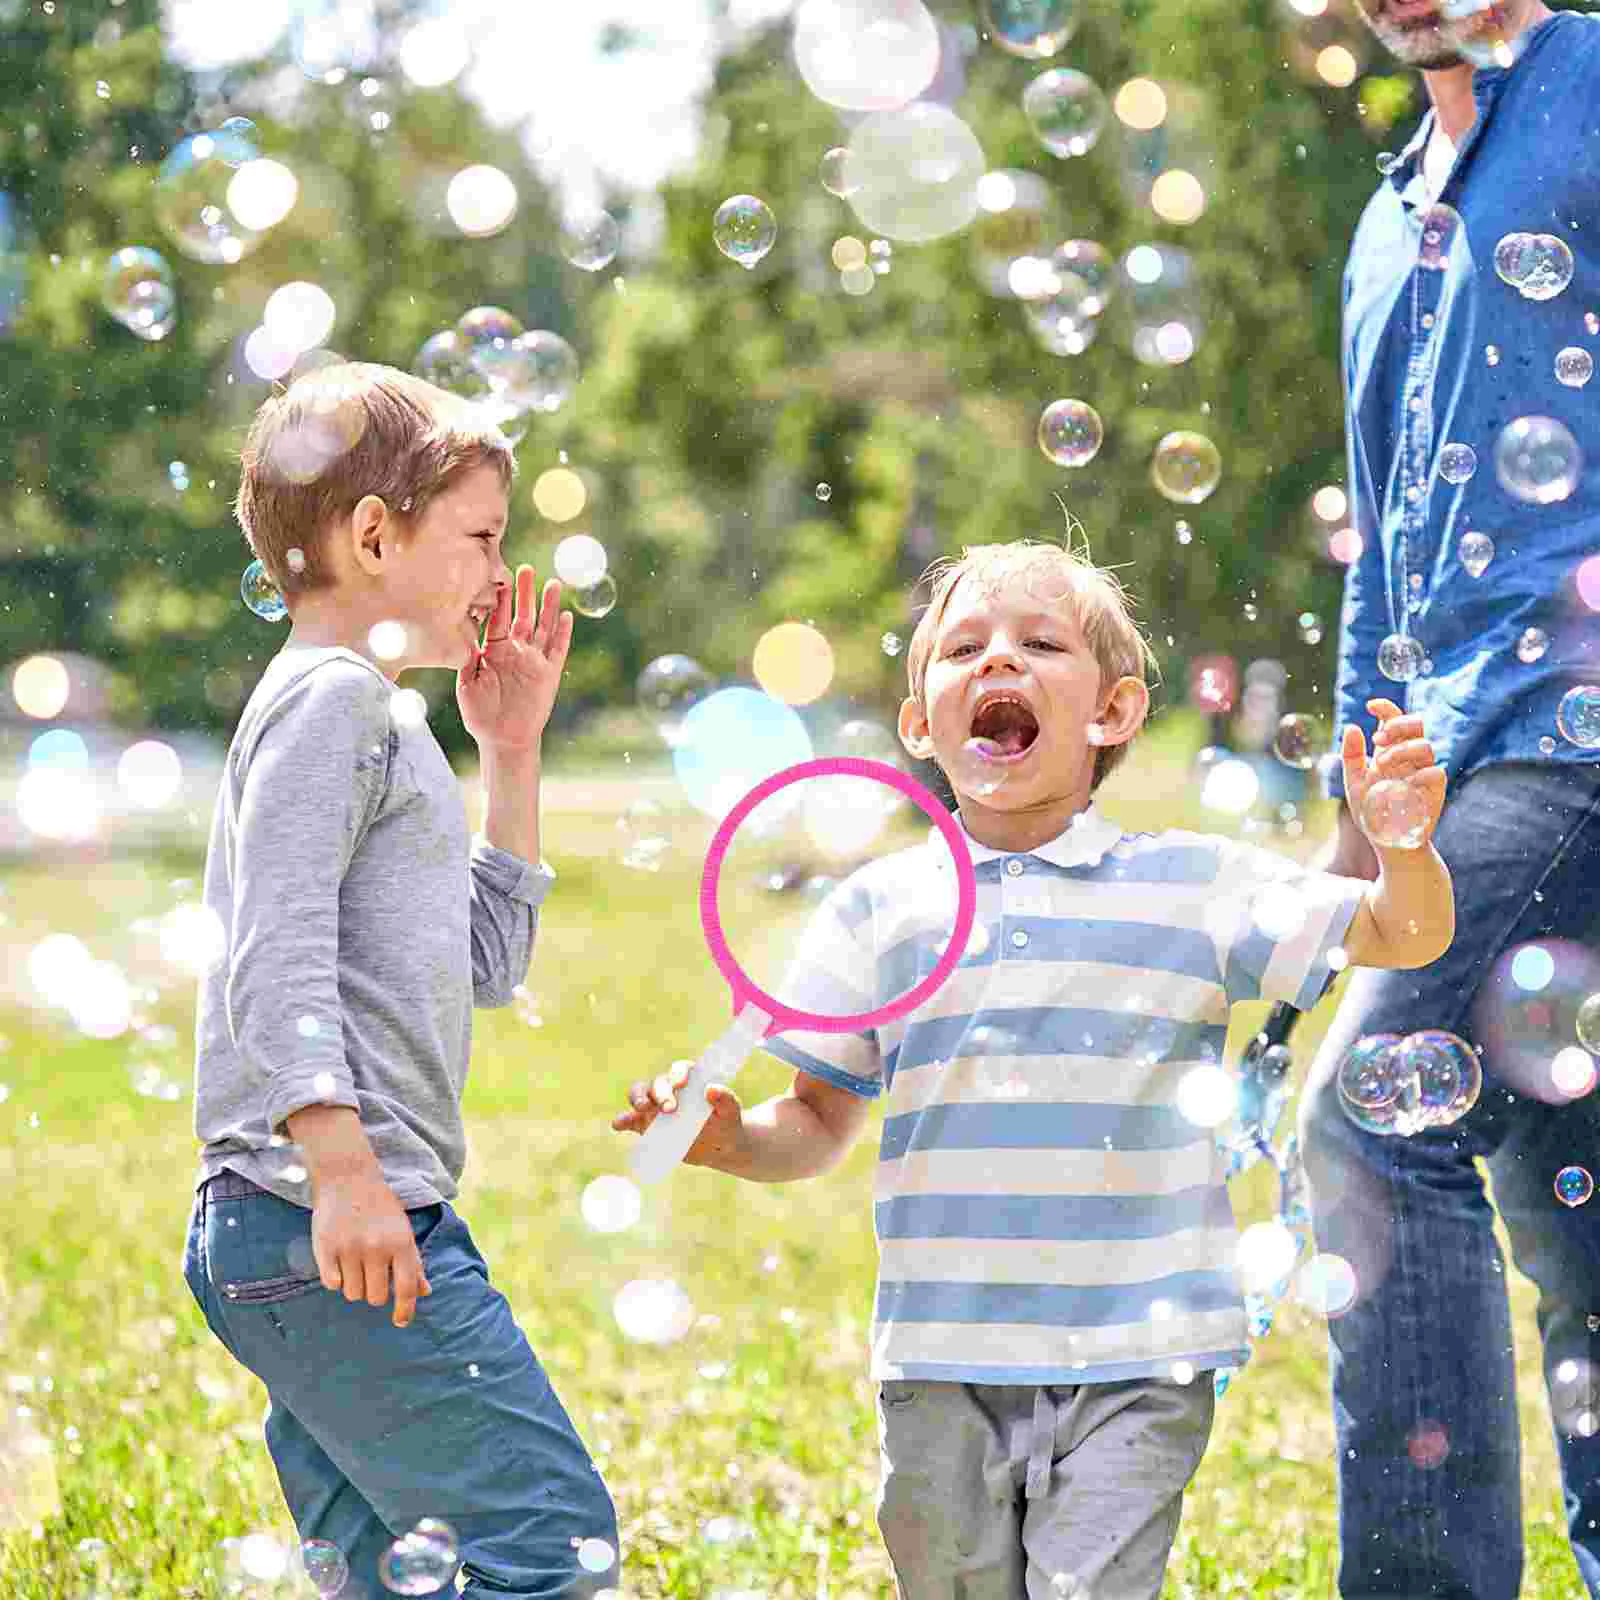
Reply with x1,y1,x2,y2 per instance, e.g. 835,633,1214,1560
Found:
182,1170,618,1599
1301,762,1600,1600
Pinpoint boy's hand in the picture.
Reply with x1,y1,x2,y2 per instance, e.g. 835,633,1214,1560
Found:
457,565,574,755
612,1060,747,1170
1342,697,1448,851
310,1169,432,1329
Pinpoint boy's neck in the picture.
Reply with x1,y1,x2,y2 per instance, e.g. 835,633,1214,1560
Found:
284,597,396,681
956,787,1095,854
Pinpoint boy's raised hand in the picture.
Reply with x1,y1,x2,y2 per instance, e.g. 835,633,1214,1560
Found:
1341,696,1448,851
612,1060,747,1170
457,565,574,754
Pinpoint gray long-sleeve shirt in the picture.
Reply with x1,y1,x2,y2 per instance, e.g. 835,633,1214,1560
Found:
192,644,552,1209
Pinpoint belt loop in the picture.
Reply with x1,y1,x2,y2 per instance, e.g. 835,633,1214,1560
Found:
1025,1386,1056,1500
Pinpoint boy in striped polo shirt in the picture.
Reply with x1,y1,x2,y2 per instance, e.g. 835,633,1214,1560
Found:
617,540,1454,1598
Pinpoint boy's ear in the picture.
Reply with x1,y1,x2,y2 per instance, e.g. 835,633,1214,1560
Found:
1098,675,1151,747
349,493,390,576
898,695,937,762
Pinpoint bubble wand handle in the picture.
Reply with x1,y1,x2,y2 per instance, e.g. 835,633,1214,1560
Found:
629,1004,773,1185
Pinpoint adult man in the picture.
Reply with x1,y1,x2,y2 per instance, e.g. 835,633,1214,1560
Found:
1301,1,1600,1595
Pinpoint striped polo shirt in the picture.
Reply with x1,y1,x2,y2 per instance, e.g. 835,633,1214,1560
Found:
764,806,1365,1386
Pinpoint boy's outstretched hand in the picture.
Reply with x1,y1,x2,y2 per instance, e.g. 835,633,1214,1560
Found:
612,1060,747,1171
457,565,573,754
1342,696,1448,851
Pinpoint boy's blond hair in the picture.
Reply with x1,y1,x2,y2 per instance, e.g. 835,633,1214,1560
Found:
905,539,1161,791
235,362,517,596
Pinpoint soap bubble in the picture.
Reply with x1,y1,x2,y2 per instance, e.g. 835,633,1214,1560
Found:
953,736,1012,798
870,238,893,274
1363,777,1428,850
638,655,714,744
581,1175,642,1233
816,481,832,501
1052,239,1115,315
713,194,777,269
155,124,264,264
1579,992,1600,1054
241,559,288,622
446,164,517,238
1557,687,1600,749
102,246,176,340
981,0,1079,55
1496,416,1582,505
300,1539,349,1596
845,102,986,245
576,1538,616,1574
1416,203,1462,272
613,1277,695,1343
820,146,858,197
1037,399,1103,468
882,632,902,656
1297,1252,1359,1318
1459,531,1494,577
1023,69,1108,158
378,1519,459,1595
792,0,941,113
554,533,608,589
1377,632,1425,683
414,329,477,394
453,304,521,386
1494,231,1534,287
1273,713,1322,769
1438,443,1477,484
1557,347,1594,389
833,719,902,768
1122,243,1204,365
561,210,619,272
572,576,617,619
1516,627,1549,665
1399,1029,1482,1126
1556,1166,1595,1208
1517,234,1574,301
509,330,580,415
971,170,1059,298
1337,1033,1407,1135
1150,431,1222,504
673,686,813,821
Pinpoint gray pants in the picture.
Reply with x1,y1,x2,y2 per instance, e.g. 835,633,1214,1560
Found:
876,1377,1215,1600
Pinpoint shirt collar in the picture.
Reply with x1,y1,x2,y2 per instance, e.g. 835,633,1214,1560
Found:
927,806,1124,871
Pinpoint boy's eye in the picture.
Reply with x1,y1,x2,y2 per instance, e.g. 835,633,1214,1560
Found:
947,639,1062,657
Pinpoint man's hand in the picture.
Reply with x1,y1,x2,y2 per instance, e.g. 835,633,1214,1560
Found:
612,1060,749,1171
457,566,573,755
310,1169,432,1329
1341,697,1448,854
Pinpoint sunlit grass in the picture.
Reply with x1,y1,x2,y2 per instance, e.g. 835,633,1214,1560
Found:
0,721,1584,1597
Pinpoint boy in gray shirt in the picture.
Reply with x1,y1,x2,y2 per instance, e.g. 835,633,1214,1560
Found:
182,364,616,1599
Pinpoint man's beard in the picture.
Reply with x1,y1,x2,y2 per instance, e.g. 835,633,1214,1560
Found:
1368,20,1467,68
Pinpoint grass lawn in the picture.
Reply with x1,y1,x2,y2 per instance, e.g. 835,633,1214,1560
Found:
0,714,1585,1597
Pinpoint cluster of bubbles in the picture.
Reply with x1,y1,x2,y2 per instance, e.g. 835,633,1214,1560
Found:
377,1516,461,1594
1336,1030,1483,1137
1494,231,1576,302
414,307,579,442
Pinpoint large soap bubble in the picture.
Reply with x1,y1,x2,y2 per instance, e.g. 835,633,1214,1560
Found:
1495,416,1582,505
1122,243,1204,365
1023,69,1108,158
1037,399,1103,467
713,195,778,269
846,102,986,244
793,0,941,113
639,655,715,746
1150,431,1221,504
671,687,815,821
102,247,176,341
155,124,267,264
980,0,1079,56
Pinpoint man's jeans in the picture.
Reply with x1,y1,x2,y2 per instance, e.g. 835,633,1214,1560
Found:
1301,762,1600,1600
183,1170,618,1599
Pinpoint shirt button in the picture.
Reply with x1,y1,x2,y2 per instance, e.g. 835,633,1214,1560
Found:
1011,930,1029,949
1005,858,1024,877
1406,486,1421,503
1421,312,1435,329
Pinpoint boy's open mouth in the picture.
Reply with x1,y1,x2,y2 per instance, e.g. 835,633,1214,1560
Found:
969,694,1040,760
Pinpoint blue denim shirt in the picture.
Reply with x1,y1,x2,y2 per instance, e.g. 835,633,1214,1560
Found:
1327,10,1600,801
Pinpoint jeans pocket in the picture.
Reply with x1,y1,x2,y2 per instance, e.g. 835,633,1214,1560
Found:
221,1271,323,1307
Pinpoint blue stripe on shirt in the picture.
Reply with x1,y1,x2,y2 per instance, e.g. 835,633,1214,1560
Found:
874,1184,1235,1241
874,1268,1242,1327
891,1008,1227,1075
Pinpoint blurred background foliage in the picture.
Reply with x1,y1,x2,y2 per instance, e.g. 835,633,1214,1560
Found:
2,0,1579,763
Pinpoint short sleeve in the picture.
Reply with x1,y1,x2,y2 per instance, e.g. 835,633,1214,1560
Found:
1203,837,1367,1013
760,873,884,1099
